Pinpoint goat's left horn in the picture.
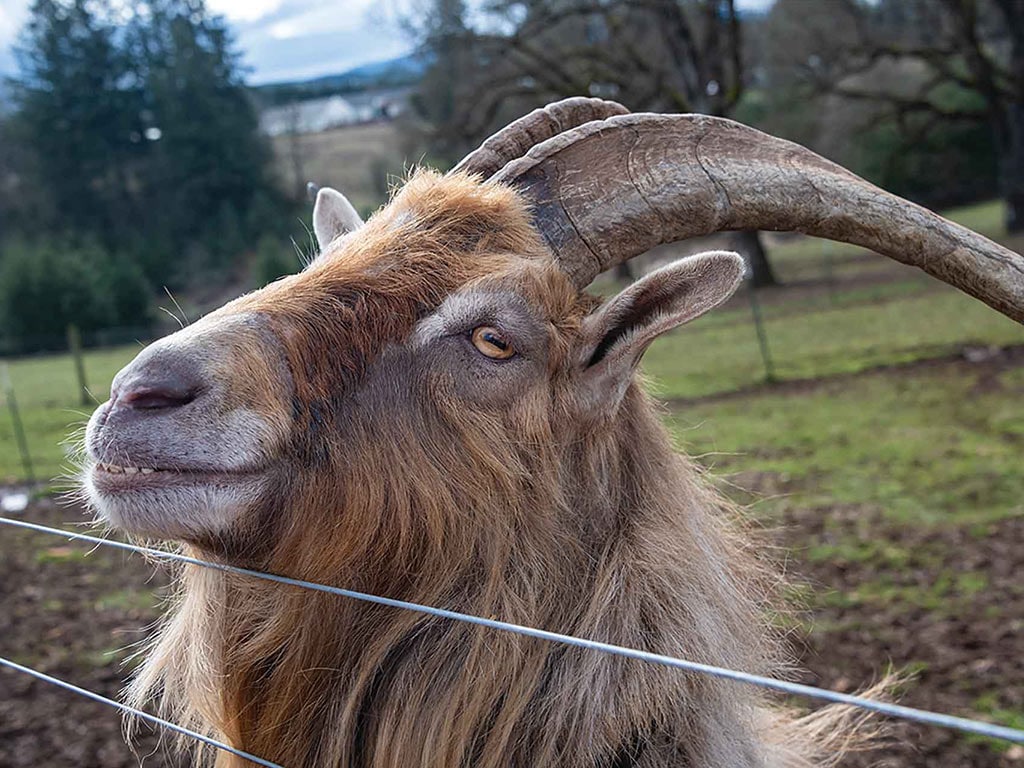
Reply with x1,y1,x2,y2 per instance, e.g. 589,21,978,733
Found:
452,97,629,180
490,112,1024,324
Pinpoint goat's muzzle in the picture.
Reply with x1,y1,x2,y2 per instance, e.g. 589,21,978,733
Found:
83,311,294,541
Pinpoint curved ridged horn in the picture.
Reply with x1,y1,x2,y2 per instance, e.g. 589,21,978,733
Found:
452,97,629,180
490,112,1024,323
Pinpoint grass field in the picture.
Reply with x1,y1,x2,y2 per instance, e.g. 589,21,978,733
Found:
270,121,405,216
3,281,1020,482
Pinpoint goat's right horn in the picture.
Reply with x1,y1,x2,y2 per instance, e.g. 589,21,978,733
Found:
452,97,629,181
490,112,1024,324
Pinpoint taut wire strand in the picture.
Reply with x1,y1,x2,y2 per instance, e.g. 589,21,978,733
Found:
2,515,1023,746
0,655,284,768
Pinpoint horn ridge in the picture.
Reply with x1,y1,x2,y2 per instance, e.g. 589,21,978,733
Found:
491,112,1024,323
452,97,630,180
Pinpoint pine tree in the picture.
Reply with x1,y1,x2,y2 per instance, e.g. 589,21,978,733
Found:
127,0,275,272
10,0,145,244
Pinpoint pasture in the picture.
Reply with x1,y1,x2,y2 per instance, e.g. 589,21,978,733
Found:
0,200,1022,766
270,121,405,217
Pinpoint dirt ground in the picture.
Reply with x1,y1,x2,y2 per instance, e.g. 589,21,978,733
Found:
1,399,1022,767
0,499,181,768
780,506,1024,767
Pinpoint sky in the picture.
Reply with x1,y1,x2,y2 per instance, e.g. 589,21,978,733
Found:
0,0,774,86
0,0,414,84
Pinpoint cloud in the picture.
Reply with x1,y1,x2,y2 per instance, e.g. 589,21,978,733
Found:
230,0,412,83
0,0,412,85
243,26,411,83
258,0,378,39
0,2,28,42
0,1,30,74
736,0,775,10
1,0,774,85
207,0,287,23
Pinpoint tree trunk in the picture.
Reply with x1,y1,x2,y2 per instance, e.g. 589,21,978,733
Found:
999,2,1024,233
1000,104,1024,233
731,229,777,288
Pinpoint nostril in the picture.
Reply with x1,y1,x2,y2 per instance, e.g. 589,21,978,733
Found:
109,350,206,413
122,384,200,410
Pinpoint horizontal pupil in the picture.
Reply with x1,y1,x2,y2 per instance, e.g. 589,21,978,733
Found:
484,332,507,350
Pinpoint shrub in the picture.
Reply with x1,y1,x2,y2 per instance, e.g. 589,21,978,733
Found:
0,237,153,353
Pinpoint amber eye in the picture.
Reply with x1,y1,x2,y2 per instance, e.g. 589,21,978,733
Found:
471,326,515,360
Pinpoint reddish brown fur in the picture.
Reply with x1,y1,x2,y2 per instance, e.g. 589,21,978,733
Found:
128,172,876,767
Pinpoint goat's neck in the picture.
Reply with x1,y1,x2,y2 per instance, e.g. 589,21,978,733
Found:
169,389,774,766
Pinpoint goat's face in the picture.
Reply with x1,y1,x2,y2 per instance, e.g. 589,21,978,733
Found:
83,172,742,559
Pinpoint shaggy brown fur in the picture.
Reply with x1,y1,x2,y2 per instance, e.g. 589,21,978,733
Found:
126,172,876,767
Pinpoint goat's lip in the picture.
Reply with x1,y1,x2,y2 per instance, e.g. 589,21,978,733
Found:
88,460,261,491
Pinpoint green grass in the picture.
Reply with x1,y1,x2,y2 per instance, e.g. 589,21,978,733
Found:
644,285,1023,399
967,693,1024,753
94,588,159,613
766,198,1011,282
0,344,142,481
666,362,1024,529
661,342,1024,649
815,570,991,614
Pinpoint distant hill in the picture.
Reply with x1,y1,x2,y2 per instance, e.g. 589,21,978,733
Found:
253,54,428,107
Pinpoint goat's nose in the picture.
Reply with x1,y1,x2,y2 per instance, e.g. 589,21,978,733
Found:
112,357,205,412
122,381,198,410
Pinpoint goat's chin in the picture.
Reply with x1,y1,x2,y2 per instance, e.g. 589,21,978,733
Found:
84,464,267,541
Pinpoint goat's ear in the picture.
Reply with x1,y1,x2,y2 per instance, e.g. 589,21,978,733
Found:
313,187,363,250
578,251,744,410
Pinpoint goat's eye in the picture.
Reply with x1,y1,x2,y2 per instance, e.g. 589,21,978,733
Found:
471,326,515,360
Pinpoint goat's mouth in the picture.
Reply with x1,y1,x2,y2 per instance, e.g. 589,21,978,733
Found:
89,460,261,491
85,458,271,540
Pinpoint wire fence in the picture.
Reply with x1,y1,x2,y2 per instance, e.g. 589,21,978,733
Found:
1,514,1022,768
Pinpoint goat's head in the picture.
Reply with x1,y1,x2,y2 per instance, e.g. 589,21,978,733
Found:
83,98,1024,570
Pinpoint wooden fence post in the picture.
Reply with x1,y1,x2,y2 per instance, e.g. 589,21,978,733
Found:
746,279,777,384
0,362,35,484
66,324,90,406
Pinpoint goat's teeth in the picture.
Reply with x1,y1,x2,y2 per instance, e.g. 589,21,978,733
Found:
140,467,155,474
108,464,123,473
123,466,138,475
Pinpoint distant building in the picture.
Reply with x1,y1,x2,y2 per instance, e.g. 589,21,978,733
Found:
259,88,410,136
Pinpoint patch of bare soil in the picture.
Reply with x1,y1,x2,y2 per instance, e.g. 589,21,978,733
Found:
0,499,181,768
780,507,1024,768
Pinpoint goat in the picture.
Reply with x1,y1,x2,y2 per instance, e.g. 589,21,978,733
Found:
82,98,1024,767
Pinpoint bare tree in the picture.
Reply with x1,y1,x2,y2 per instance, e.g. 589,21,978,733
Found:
410,0,779,285
777,0,1024,232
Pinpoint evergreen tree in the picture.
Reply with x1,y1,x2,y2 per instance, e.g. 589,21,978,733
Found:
127,0,274,273
10,0,145,244
8,0,279,286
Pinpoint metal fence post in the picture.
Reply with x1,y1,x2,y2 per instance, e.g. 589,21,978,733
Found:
746,274,777,384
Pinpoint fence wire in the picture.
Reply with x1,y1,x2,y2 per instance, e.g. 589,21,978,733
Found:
0,655,283,767
1,514,1023,762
